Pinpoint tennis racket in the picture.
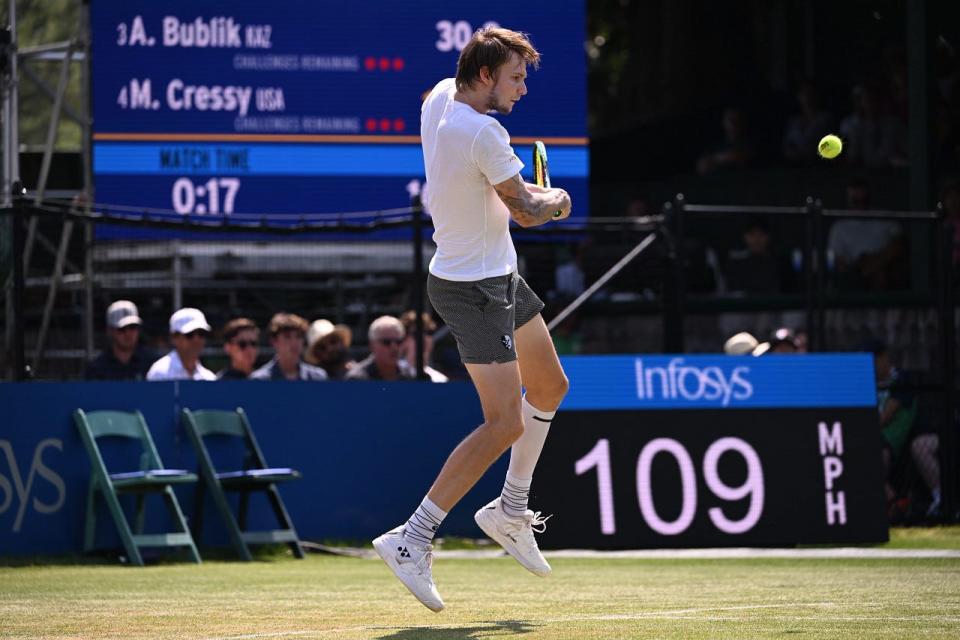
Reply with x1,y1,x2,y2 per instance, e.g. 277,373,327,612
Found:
533,140,562,218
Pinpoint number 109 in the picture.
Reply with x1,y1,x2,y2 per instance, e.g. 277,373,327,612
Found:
575,437,765,536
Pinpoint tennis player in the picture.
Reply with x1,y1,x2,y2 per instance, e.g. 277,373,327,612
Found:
373,27,572,611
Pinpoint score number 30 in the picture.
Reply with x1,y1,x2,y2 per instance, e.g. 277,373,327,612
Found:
575,437,765,536
436,20,500,52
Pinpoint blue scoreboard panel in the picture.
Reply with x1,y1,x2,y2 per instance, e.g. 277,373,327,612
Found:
90,1,588,231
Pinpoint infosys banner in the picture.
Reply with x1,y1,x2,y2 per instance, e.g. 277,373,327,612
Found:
534,353,886,549
561,354,875,410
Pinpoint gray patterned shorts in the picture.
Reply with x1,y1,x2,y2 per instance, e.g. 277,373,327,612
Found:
427,272,545,364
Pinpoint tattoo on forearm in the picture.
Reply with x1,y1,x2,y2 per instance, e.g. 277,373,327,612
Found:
495,175,556,225
531,200,559,222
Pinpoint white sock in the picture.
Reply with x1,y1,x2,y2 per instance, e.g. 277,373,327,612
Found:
403,496,447,546
501,471,533,518
501,396,555,517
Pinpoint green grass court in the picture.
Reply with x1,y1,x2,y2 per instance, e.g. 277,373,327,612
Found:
2,528,959,639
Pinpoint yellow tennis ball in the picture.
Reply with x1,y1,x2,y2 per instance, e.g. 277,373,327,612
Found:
818,134,842,159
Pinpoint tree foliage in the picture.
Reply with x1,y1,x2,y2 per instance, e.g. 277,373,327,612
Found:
2,0,83,150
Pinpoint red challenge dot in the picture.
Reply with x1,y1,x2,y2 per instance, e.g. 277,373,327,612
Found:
393,118,405,131
378,57,390,71
379,118,391,131
364,57,376,71
392,57,405,71
365,118,378,132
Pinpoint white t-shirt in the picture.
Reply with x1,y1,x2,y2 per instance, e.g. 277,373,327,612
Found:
421,78,524,281
146,350,216,381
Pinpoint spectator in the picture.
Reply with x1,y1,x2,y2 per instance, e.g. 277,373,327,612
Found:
827,178,905,290
346,315,416,381
84,300,153,380
753,327,799,356
793,328,810,353
217,318,260,380
399,310,449,382
723,331,759,355
146,308,216,381
696,107,757,174
864,339,941,518
844,84,907,167
910,425,942,518
250,313,327,381
304,318,356,380
782,81,836,165
724,218,782,294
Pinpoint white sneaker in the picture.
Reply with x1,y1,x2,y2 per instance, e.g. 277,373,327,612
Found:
372,526,444,612
474,497,552,577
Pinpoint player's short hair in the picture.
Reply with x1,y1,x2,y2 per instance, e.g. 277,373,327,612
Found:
268,312,309,337
222,317,259,342
455,27,540,91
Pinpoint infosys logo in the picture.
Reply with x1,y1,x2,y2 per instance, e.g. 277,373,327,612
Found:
635,358,753,406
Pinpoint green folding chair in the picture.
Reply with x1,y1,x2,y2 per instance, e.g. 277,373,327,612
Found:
181,408,305,560
73,409,201,566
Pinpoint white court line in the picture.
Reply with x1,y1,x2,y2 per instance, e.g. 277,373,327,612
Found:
540,547,960,560
204,602,960,640
319,547,960,560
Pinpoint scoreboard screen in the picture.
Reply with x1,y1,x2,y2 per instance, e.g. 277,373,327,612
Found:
90,1,588,230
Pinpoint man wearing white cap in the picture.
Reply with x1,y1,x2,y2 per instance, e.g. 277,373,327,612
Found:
84,300,153,380
146,308,217,381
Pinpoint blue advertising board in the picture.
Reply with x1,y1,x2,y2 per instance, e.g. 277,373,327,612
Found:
0,355,884,556
90,1,588,233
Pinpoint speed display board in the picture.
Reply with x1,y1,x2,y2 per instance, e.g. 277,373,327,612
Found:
533,355,888,548
89,1,587,227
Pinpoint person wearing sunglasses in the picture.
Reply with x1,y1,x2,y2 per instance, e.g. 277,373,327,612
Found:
217,318,261,380
345,315,417,381
84,300,154,380
250,313,327,381
146,307,217,381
